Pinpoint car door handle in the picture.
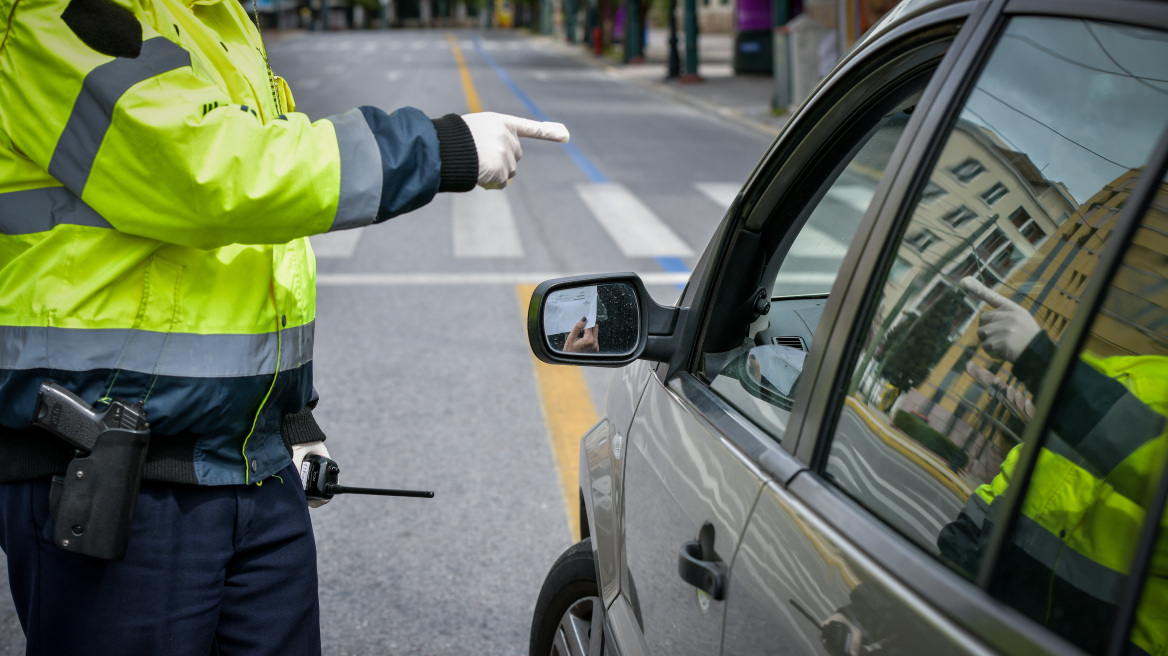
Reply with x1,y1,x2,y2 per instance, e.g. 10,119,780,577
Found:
678,540,726,600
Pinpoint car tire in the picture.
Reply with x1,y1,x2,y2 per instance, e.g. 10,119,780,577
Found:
529,538,603,656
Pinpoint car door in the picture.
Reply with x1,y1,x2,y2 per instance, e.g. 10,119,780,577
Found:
723,2,1168,655
613,6,977,654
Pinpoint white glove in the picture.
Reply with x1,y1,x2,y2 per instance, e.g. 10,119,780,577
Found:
965,361,1036,421
461,112,570,189
960,277,1041,362
291,440,331,508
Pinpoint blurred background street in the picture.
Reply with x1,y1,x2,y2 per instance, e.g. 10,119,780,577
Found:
0,27,776,655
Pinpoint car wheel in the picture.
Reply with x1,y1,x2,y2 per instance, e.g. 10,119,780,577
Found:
529,538,603,656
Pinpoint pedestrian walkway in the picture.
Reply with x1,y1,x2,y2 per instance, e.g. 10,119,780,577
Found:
533,28,789,137
310,180,737,260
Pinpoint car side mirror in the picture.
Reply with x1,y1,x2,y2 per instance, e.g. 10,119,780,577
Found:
527,273,682,367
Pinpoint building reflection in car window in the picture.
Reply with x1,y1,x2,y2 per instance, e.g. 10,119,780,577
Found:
823,14,1168,608
944,171,1168,656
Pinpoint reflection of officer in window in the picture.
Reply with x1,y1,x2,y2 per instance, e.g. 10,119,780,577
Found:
939,278,1168,656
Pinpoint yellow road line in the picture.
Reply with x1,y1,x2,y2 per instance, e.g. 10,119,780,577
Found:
845,396,974,499
447,33,482,113
517,284,599,542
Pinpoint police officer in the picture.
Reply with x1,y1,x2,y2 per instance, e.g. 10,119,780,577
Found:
939,278,1168,655
0,1,568,653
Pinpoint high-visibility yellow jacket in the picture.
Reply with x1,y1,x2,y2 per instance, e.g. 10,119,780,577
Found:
0,0,477,485
939,338,1168,655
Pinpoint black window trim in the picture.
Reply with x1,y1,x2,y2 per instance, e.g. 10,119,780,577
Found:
684,4,981,450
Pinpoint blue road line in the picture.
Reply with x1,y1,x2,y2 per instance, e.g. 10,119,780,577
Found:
473,37,691,288
473,39,608,184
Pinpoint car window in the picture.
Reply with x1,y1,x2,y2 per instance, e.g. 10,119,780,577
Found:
821,15,1168,581
707,72,933,440
972,167,1168,656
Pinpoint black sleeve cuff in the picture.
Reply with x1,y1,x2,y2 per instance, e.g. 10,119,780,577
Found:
431,114,478,193
280,406,327,450
1013,332,1056,393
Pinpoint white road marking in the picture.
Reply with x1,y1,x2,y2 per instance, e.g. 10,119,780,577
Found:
533,71,549,82
317,272,692,285
453,188,523,258
828,184,876,214
310,227,365,258
694,182,741,210
410,41,428,50
773,272,841,285
362,42,377,53
575,182,693,258
788,226,849,258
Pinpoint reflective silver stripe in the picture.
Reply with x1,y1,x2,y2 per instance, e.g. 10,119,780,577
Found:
1043,431,1101,478
48,38,191,192
1012,514,1126,605
1076,393,1165,475
0,187,111,235
328,108,382,231
962,492,991,526
0,323,313,378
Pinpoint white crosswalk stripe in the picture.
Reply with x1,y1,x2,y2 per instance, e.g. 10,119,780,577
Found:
310,227,366,258
453,188,523,258
694,182,741,211
576,182,693,258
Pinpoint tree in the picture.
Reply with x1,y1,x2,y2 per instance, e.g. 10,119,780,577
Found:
881,287,966,394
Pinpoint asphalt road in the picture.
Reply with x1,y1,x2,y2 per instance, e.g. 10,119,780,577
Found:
0,28,772,655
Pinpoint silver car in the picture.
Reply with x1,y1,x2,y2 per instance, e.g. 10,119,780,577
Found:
525,1,1168,654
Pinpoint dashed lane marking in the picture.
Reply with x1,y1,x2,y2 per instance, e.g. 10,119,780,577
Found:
576,182,693,258
453,188,523,257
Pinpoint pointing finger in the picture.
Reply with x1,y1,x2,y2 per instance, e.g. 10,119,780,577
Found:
502,115,571,142
959,276,1010,310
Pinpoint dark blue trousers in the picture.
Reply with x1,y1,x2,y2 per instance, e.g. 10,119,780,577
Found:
0,464,321,656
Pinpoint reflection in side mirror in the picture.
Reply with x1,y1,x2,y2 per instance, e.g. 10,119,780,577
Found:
543,283,640,357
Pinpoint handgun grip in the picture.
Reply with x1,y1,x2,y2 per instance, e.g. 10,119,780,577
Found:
33,382,102,452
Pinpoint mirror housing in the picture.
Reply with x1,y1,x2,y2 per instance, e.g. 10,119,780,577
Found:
527,273,682,367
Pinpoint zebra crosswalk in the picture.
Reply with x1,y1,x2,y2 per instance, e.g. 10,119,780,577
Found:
311,181,721,260
287,38,538,53
309,180,875,268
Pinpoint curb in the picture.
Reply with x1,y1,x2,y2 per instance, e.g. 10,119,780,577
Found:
844,396,976,500
526,33,785,139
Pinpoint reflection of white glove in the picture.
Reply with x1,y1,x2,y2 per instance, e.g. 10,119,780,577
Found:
291,440,331,508
960,277,1041,362
965,361,1035,421
461,112,570,189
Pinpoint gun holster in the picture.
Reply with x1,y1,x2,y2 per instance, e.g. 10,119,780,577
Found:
34,383,150,561
49,428,150,560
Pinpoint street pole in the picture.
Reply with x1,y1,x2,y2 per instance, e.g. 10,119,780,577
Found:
682,0,699,80
542,0,552,33
624,0,643,62
565,0,577,41
771,0,790,110
666,0,680,77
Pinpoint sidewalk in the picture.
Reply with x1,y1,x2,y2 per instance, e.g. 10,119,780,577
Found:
535,28,789,137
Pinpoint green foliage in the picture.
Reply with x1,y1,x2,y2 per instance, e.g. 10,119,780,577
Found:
881,287,965,393
893,410,969,470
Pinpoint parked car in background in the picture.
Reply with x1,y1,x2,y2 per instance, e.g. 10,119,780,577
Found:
524,1,1168,654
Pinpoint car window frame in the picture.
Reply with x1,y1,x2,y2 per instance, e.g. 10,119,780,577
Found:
784,1,1168,654
681,2,985,474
